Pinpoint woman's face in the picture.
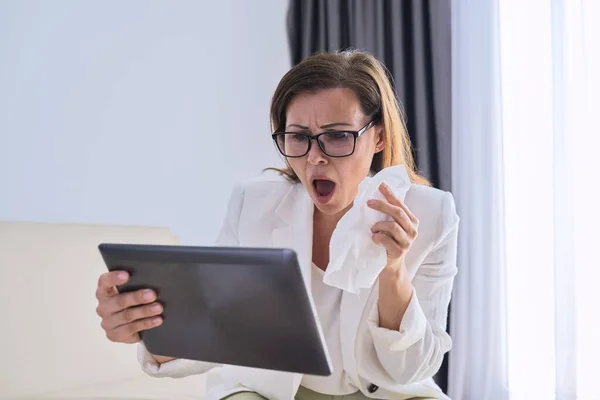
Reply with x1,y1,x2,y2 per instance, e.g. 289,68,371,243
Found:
285,88,384,217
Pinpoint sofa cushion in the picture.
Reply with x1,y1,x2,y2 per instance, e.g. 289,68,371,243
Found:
0,222,204,398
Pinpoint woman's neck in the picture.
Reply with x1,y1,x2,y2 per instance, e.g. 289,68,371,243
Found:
313,209,342,235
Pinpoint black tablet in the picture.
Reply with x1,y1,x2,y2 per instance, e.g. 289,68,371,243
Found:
98,243,333,376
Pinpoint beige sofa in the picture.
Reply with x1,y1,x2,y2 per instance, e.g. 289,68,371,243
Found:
0,221,206,399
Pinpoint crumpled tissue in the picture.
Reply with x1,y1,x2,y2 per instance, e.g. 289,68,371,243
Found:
322,165,412,294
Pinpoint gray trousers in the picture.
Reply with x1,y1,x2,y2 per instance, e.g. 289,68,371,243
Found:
222,385,438,400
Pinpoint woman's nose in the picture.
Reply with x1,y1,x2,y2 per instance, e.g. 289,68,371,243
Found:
306,140,327,165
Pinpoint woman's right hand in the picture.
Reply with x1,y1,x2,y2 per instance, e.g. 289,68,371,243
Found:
95,270,164,344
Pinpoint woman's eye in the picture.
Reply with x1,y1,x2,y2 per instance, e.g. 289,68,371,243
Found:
328,132,351,140
290,134,307,142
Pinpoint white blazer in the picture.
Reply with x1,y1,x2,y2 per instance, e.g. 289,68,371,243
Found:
138,173,459,400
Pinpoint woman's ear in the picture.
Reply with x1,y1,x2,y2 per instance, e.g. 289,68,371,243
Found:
374,126,385,153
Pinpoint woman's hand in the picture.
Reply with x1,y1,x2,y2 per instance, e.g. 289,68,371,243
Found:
368,182,418,330
95,271,164,344
367,182,419,270
96,271,175,364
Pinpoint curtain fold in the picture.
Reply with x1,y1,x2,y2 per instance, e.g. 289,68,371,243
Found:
448,0,508,399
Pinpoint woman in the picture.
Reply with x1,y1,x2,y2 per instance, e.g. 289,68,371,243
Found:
95,50,458,400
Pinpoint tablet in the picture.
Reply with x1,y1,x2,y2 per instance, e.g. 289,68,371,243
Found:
98,243,333,376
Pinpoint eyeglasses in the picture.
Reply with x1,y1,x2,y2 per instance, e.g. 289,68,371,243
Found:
271,120,376,158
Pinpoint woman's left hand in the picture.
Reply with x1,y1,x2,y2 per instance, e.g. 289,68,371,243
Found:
367,182,419,270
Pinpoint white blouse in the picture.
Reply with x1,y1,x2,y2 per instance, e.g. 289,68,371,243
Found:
300,263,357,395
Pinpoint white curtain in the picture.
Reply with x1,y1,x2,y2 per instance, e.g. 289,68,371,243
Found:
449,0,508,398
450,0,600,399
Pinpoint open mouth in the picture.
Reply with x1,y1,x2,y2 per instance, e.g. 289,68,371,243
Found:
312,179,336,204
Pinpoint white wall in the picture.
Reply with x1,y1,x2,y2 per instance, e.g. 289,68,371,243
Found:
0,0,290,245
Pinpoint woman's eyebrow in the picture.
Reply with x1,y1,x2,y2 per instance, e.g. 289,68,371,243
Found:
286,122,354,130
321,122,354,129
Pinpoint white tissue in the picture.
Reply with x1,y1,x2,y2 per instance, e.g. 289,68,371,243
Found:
322,165,412,294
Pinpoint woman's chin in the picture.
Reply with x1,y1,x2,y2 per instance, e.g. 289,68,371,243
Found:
312,196,351,217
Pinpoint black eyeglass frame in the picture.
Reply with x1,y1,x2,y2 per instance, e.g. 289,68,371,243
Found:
271,119,376,158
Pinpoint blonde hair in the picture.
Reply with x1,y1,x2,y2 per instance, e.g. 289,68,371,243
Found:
268,50,429,186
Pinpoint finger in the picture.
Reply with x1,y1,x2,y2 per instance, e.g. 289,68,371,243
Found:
371,221,412,249
119,334,141,345
367,198,413,234
371,221,403,243
97,289,157,317
395,198,418,224
101,302,163,331
379,183,419,224
372,232,403,258
105,316,163,343
96,271,129,300
378,183,402,206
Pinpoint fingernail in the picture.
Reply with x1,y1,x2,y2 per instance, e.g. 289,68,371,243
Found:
143,290,156,301
152,317,163,325
367,199,375,206
151,303,162,313
117,272,128,281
